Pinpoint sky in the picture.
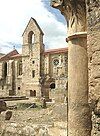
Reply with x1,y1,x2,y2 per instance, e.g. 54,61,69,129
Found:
0,0,67,54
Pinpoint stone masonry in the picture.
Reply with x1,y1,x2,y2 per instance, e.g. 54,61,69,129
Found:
87,0,100,136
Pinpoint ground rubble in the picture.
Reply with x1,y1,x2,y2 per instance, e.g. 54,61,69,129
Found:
0,101,67,136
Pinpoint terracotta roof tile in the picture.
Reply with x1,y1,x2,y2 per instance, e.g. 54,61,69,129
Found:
44,47,68,55
11,54,22,59
0,49,19,61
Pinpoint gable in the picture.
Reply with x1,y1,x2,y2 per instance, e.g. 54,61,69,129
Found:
22,17,44,36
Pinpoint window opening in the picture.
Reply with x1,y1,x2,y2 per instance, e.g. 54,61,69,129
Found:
50,83,55,89
18,87,20,90
3,62,7,79
28,31,34,44
32,70,35,78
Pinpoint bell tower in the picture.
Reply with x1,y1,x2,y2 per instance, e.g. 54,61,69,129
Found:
22,17,44,97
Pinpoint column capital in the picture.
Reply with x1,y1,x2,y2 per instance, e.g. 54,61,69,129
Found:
51,0,86,35
66,32,87,49
66,32,87,41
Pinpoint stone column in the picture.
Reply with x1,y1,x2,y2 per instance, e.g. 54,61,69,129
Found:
67,32,91,136
51,0,91,136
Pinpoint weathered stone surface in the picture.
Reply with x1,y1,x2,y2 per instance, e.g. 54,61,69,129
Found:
51,0,86,35
38,127,49,136
0,122,67,136
5,110,12,120
87,0,100,135
0,100,7,113
22,126,37,136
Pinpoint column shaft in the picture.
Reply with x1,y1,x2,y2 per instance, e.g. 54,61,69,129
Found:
68,33,91,136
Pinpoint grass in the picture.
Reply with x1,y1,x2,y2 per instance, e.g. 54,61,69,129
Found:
16,102,43,110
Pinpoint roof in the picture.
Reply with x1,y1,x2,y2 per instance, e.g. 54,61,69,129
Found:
22,17,44,36
44,47,68,55
0,49,19,61
10,54,22,59
0,47,68,61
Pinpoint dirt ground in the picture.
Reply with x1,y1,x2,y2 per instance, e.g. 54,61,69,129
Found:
0,98,67,136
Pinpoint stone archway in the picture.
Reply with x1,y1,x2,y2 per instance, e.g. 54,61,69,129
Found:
42,78,55,101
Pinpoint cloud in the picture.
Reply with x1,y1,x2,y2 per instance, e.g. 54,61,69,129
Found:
0,40,22,54
0,0,67,54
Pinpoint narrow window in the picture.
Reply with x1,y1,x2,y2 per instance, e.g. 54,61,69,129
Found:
32,70,35,78
3,62,7,79
28,31,34,44
18,61,22,76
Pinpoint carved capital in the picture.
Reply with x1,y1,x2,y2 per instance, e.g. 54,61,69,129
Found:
51,0,86,35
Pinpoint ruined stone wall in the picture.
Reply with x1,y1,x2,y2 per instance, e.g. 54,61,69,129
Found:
44,52,68,102
44,53,68,78
0,60,12,96
87,0,100,135
0,58,23,97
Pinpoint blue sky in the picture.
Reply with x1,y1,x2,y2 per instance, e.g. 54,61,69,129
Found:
43,0,66,24
0,0,67,54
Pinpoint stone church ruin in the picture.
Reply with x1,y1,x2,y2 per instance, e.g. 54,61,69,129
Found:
0,18,68,102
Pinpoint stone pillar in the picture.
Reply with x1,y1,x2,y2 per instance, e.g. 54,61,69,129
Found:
51,0,92,136
67,32,91,136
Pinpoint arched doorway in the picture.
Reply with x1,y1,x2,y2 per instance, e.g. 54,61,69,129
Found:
30,90,36,97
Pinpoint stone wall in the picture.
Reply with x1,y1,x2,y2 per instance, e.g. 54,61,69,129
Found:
22,18,44,98
44,52,68,78
87,0,100,135
44,52,68,101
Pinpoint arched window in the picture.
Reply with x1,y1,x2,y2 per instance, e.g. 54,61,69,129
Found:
2,62,7,79
28,31,35,44
50,83,55,89
17,61,22,76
